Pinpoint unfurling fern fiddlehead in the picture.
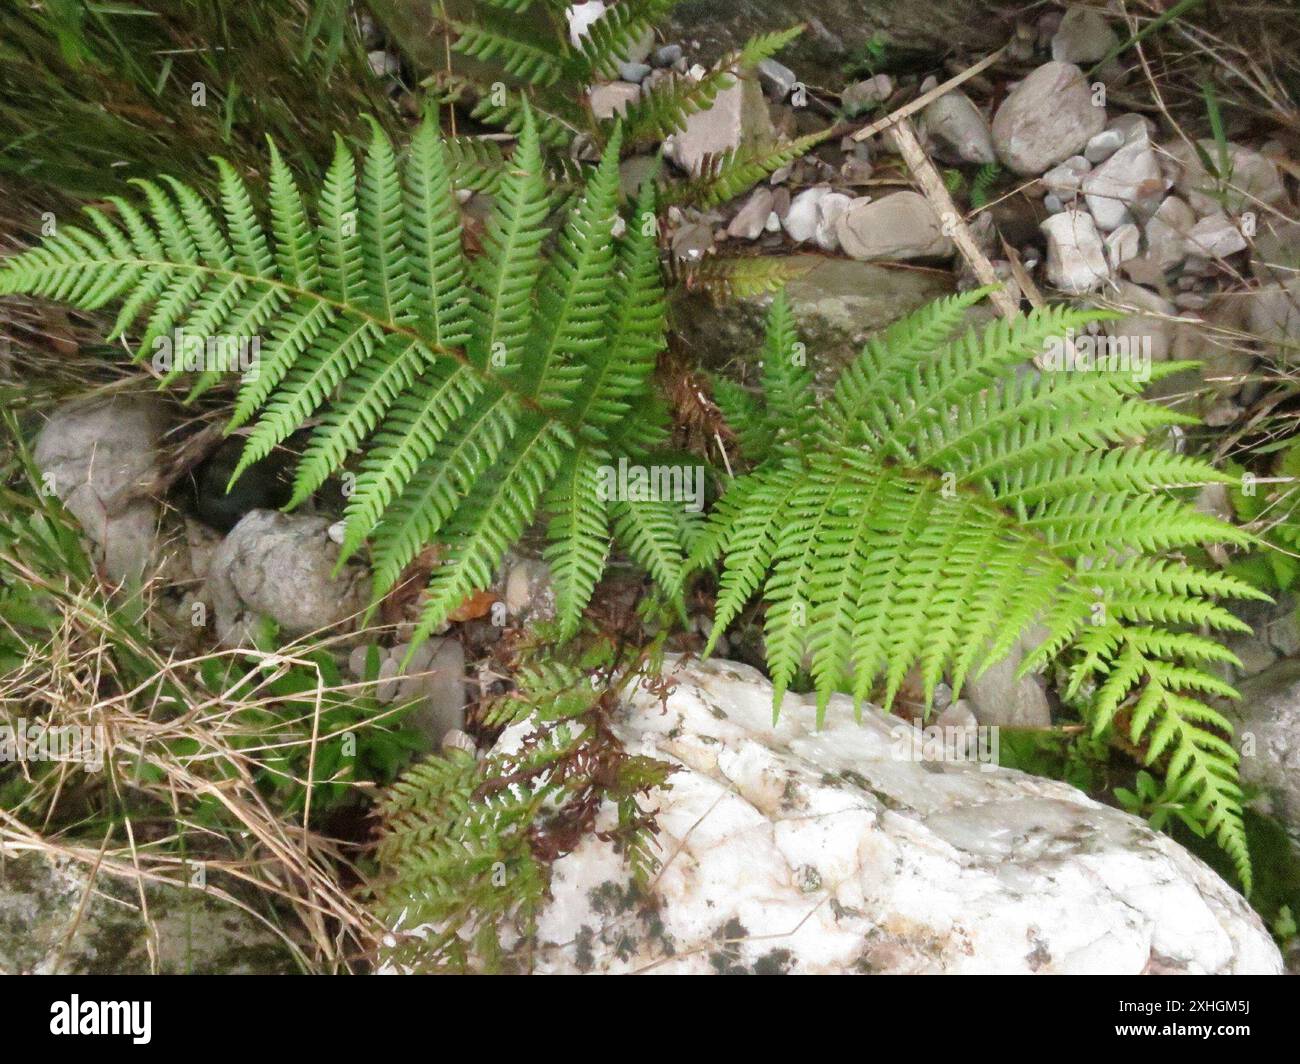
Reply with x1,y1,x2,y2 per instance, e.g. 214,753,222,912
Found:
706,291,1262,890
0,106,691,645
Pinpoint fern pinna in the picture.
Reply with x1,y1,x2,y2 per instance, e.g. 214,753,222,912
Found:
706,291,1261,889
0,107,689,645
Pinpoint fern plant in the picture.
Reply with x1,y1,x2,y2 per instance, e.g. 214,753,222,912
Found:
427,2,823,209
374,642,673,973
704,290,1264,889
0,107,692,646
1225,439,1300,597
969,162,1001,210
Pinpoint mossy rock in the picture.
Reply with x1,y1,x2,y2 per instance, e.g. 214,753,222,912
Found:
0,852,299,974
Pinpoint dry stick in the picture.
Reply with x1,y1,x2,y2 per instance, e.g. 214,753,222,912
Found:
851,45,1007,143
887,118,1021,320
1001,237,1046,310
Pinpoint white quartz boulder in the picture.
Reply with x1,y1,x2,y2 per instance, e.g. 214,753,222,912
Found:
438,657,1281,974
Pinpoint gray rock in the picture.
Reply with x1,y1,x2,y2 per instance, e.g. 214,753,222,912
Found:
1050,7,1119,65
376,655,402,702
962,632,1052,729
33,394,169,584
1168,139,1287,216
367,49,400,78
781,186,834,244
842,74,894,114
441,728,477,755
1041,155,1092,200
0,851,295,974
385,656,1281,974
1234,659,1300,847
921,90,996,165
349,638,462,743
183,517,223,583
1184,211,1248,259
1109,112,1156,148
589,80,640,119
1082,135,1165,230
1250,216,1300,285
1142,195,1196,270
348,642,375,681
670,219,715,262
566,1,607,47
400,637,466,745
359,12,382,49
840,155,874,185
1246,279,1300,364
1084,127,1125,164
1100,279,1177,363
756,58,798,100
206,510,370,646
665,78,775,175
780,186,852,251
504,557,555,623
666,0,1002,84
1228,633,1278,679
1041,209,1111,292
813,191,854,252
652,43,683,68
727,186,776,240
1265,601,1300,658
618,154,659,201
834,191,955,261
617,60,651,84
1188,310,1255,400
992,61,1106,176
1104,222,1141,271
392,638,435,677
672,255,954,389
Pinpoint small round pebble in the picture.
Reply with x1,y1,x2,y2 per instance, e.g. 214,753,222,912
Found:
618,61,651,83
652,43,683,68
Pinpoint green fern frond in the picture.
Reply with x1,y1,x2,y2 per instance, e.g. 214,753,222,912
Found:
756,291,814,455
470,107,551,376
520,125,624,409
0,107,685,667
664,129,832,209
375,644,673,973
734,25,806,67
969,162,1001,209
611,496,689,614
621,27,804,148
567,0,676,84
427,70,588,150
694,294,1258,888
440,134,508,193
448,15,565,86
572,179,665,438
671,254,814,304
545,449,611,640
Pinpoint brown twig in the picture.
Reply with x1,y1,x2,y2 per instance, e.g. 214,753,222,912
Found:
851,46,1008,143
887,118,1020,320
